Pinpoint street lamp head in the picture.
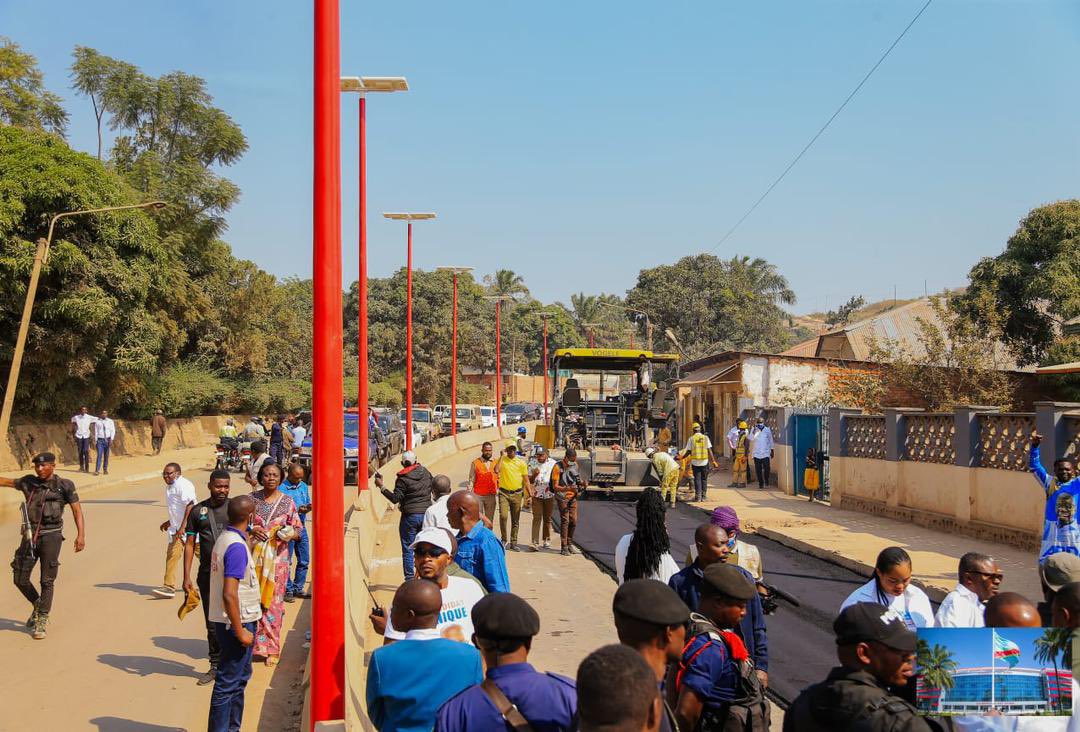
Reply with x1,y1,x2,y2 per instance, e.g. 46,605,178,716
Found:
340,76,409,93
436,266,474,274
383,212,436,221
664,328,682,350
145,201,168,210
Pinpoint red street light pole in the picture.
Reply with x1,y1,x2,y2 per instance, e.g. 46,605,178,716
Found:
437,267,474,437
484,295,513,432
384,212,436,451
313,0,344,723
539,310,556,425
340,75,408,489
583,322,602,349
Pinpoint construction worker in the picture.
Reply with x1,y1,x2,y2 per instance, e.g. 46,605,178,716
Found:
679,423,719,502
732,421,750,489
645,446,680,507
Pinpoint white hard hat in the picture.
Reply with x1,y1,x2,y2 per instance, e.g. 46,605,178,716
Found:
644,446,656,458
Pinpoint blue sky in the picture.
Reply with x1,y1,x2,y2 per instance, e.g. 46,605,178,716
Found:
919,628,1054,670
3,1,1079,313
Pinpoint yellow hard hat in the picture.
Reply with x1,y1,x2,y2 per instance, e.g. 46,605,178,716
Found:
738,420,747,429
505,441,518,451
692,422,702,430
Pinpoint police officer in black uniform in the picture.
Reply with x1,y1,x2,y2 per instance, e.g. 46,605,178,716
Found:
1,452,85,640
435,592,578,731
613,579,691,731
784,602,936,732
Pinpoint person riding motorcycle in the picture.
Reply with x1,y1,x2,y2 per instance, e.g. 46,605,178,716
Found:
219,418,238,440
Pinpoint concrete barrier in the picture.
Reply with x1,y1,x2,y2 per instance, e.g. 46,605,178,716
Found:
337,421,540,729
0,414,239,473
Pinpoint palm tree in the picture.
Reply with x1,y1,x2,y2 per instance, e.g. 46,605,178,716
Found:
917,641,957,714
731,255,797,306
1035,628,1072,714
486,269,530,302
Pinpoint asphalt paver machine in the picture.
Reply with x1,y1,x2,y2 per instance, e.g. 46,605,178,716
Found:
549,348,679,496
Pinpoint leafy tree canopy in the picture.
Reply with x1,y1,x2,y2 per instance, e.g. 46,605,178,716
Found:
0,38,67,136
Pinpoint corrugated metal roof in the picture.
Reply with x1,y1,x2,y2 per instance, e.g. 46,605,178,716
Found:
673,362,739,387
780,338,820,358
825,298,1031,371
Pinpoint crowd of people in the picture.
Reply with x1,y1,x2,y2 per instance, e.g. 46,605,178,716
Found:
355,426,1080,732
6,406,1079,731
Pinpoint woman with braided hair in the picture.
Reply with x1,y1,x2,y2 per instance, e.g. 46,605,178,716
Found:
614,488,679,584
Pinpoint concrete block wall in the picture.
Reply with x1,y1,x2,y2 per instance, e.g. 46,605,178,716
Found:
827,403,1080,549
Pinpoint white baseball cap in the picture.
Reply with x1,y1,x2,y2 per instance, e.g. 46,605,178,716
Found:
409,527,454,555
401,450,417,465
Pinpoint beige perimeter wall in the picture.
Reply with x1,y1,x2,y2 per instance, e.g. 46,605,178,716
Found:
831,455,1044,549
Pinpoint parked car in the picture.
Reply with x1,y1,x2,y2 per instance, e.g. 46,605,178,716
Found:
441,404,483,433
434,404,450,424
479,406,497,429
297,409,373,486
375,410,405,461
400,407,438,441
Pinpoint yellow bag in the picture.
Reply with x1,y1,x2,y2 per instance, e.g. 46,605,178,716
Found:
251,537,279,609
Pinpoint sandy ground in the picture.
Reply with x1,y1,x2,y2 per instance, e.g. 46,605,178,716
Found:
0,447,309,732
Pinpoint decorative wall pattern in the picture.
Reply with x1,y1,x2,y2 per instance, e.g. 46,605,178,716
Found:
904,414,956,464
847,415,886,460
977,413,1035,472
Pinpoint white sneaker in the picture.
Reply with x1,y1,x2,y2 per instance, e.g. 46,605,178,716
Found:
152,586,176,599
543,540,551,549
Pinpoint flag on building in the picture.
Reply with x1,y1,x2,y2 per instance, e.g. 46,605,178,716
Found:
993,630,1020,669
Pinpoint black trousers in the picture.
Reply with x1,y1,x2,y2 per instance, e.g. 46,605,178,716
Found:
75,437,91,471
754,457,771,488
691,465,709,500
11,531,63,613
197,569,221,667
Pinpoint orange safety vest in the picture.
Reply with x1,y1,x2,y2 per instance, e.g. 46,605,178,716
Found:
472,458,498,496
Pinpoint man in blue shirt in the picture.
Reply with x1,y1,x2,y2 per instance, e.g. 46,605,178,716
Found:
279,463,312,602
366,580,483,732
436,593,577,731
668,523,769,684
673,564,768,732
447,491,510,593
1031,432,1080,563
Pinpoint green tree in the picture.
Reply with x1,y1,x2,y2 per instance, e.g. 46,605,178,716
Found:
916,640,957,713
825,295,866,327
0,126,177,416
1035,628,1071,714
867,293,1017,411
0,37,67,136
626,254,796,359
961,201,1080,365
485,268,530,302
504,301,583,374
69,46,139,160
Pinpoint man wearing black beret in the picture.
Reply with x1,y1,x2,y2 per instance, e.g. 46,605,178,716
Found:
613,579,690,731
672,564,770,732
784,602,934,731
0,451,85,640
435,593,578,731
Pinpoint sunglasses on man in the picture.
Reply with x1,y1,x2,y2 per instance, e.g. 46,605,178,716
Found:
413,546,448,559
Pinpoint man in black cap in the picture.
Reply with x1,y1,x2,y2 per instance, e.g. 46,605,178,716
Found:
0,452,85,640
613,579,690,732
672,564,769,732
783,602,933,732
435,592,577,731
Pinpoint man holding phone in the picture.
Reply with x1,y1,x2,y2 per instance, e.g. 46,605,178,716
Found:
207,495,263,732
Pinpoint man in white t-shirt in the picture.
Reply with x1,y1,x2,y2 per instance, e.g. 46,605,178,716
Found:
70,406,97,473
528,447,559,550
423,476,453,531
155,462,197,599
372,528,485,643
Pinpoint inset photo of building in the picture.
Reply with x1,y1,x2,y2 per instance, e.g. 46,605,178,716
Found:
917,628,1073,717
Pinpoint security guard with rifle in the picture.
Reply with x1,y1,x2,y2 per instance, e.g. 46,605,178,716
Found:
1,452,86,640
784,602,938,731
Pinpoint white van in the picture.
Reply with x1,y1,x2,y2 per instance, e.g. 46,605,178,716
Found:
479,406,497,429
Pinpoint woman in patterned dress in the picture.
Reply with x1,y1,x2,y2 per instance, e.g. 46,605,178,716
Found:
250,461,302,666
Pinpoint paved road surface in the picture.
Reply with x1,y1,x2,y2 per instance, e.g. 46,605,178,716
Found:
0,458,307,731
567,497,878,706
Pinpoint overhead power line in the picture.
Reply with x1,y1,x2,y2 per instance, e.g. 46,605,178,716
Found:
710,0,935,252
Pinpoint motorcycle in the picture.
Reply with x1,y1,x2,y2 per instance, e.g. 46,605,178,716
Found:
216,436,243,472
